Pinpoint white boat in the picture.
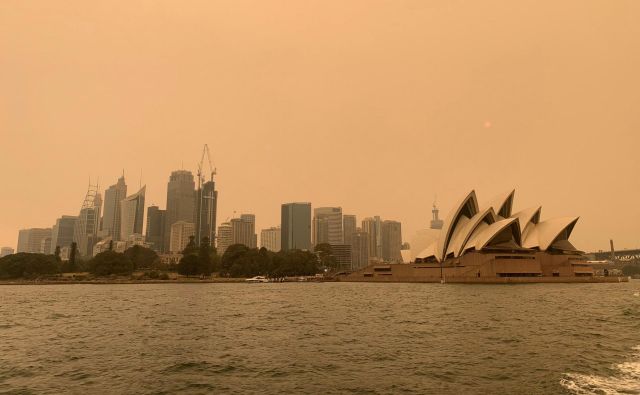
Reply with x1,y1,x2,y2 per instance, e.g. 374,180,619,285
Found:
245,276,269,283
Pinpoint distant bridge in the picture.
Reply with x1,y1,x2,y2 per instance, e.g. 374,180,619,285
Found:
591,248,640,262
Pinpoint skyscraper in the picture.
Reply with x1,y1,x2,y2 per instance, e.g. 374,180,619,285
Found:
145,206,165,252
260,227,281,252
17,228,52,253
120,185,146,240
164,170,196,252
169,221,195,253
351,231,370,269
230,214,257,248
74,184,102,257
51,215,78,253
281,203,312,251
312,207,343,246
101,175,127,240
382,220,402,263
195,180,218,245
241,214,257,248
343,214,357,245
362,216,382,260
216,222,233,255
17,229,28,253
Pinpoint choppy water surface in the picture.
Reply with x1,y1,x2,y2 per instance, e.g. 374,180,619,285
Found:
1,282,639,394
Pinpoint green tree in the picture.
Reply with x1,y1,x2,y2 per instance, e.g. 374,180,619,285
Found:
0,253,60,279
218,245,319,278
197,237,214,276
221,244,251,275
61,242,79,273
182,236,198,256
124,245,159,270
88,251,134,276
315,243,337,271
54,246,61,262
69,242,78,271
177,254,199,276
177,236,194,275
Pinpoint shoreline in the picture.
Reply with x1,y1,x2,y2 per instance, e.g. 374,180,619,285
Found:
0,278,251,285
0,277,634,285
338,276,631,284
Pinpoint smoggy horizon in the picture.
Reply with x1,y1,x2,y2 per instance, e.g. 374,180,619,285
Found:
1,1,639,252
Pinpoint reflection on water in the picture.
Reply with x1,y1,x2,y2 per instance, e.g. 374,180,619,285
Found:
0,281,639,394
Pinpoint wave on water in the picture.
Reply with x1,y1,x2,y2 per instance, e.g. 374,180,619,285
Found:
162,361,237,374
561,346,640,394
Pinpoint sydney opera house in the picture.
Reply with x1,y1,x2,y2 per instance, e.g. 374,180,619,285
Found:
342,190,626,283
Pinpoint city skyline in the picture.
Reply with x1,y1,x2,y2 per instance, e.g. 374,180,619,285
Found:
2,2,639,252
2,3,639,395
9,171,407,262
3,164,639,254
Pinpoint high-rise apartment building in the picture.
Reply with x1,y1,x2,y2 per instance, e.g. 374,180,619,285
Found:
1,247,14,257
382,220,403,263
342,215,357,245
313,207,343,246
260,227,281,252
281,203,312,251
101,175,127,240
145,206,165,252
195,180,218,245
73,184,102,257
120,186,146,240
216,222,233,255
50,215,77,253
169,221,195,253
351,231,370,269
362,216,383,260
164,170,196,252
17,228,53,253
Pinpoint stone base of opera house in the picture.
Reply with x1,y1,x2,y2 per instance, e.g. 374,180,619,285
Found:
338,252,629,283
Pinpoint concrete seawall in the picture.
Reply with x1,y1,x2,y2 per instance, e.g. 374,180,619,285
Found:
338,276,629,284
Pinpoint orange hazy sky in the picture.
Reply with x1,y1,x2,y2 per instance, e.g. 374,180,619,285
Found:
1,1,639,251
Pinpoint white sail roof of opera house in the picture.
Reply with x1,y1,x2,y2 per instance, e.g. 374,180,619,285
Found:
480,189,515,219
415,190,581,262
446,207,498,258
410,228,440,260
435,190,479,262
522,216,579,251
511,206,541,240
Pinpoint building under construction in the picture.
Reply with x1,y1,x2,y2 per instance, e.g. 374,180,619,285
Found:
73,182,102,257
195,144,218,247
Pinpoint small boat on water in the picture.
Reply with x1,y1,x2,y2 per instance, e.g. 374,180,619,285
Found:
245,276,269,283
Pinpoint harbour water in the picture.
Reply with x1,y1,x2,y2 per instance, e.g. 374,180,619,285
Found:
1,281,639,394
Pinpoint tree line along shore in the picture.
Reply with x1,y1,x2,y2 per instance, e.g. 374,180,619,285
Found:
0,236,341,282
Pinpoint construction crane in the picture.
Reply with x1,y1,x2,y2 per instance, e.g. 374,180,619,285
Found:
196,144,217,245
197,144,217,184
